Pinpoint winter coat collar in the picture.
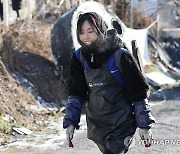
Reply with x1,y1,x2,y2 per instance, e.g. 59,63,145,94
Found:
81,29,124,68
81,29,123,56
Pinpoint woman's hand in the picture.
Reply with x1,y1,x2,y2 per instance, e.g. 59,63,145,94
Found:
139,128,153,148
66,125,75,148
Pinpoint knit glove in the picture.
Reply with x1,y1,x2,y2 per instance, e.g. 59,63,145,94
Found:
139,128,153,148
66,125,75,148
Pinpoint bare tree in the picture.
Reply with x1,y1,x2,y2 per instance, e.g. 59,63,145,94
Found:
110,0,130,27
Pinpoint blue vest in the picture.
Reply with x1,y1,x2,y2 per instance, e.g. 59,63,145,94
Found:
75,48,126,87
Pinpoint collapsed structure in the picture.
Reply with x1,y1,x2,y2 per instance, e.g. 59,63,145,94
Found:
51,1,180,87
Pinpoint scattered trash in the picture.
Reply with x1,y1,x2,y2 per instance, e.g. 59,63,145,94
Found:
146,72,176,87
12,127,33,135
60,106,65,113
2,114,13,122
15,135,54,142
0,144,9,151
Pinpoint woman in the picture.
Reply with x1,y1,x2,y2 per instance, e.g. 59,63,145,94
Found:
63,12,155,154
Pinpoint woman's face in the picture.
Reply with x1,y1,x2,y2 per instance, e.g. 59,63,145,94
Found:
79,20,97,46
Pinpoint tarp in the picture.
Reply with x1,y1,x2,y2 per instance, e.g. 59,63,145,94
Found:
121,28,150,65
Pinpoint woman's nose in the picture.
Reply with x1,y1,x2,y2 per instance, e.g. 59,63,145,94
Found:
84,33,90,39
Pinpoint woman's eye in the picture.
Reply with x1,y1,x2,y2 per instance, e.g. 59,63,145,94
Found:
88,30,94,33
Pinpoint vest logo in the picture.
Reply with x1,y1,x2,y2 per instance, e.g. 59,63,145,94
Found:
88,82,104,87
110,69,118,73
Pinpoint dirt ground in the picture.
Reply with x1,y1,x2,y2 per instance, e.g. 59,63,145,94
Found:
0,85,179,154
0,20,68,144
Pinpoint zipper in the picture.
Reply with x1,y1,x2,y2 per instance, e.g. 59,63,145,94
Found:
91,53,94,62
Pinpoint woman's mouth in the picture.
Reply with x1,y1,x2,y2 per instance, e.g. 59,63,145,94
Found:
84,41,91,45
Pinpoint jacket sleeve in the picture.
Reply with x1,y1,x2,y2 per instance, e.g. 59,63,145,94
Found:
119,50,155,129
63,53,88,129
133,99,155,129
68,53,88,99
120,50,149,102
63,96,84,129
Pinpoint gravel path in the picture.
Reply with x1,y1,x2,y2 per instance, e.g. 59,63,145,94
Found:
1,86,180,154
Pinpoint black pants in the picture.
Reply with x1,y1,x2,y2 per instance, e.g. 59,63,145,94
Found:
103,151,113,154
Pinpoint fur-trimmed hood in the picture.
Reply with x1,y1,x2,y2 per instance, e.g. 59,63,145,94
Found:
81,29,124,69
81,29,124,56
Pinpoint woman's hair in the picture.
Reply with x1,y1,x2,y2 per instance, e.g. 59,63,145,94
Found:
76,12,108,46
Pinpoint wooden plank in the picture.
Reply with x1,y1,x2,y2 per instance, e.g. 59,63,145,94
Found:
3,0,9,27
131,40,145,76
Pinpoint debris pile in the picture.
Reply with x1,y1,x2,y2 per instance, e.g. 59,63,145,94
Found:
0,20,66,143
